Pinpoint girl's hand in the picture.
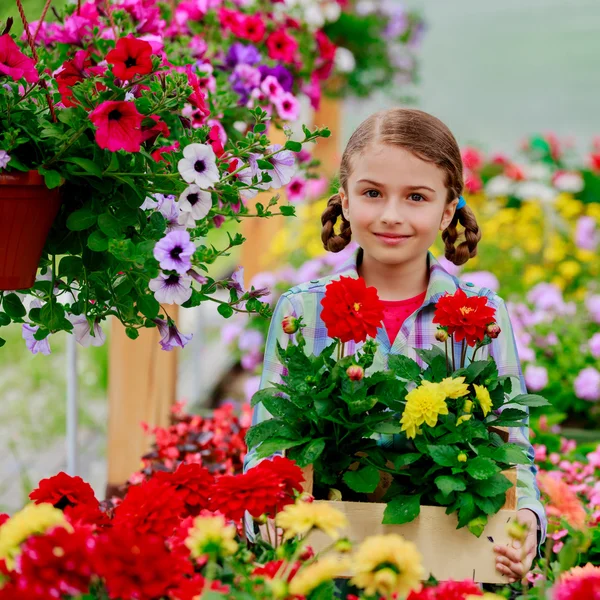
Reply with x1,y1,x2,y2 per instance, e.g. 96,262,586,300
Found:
494,509,538,583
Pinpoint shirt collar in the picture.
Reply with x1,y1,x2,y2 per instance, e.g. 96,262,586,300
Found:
333,247,460,307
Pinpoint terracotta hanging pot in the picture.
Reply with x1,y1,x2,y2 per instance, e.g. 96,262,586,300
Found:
0,170,62,291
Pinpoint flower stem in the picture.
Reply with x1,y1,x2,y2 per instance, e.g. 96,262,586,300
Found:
450,335,456,371
460,340,467,369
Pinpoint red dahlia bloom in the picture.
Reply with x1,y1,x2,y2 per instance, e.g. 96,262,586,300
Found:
0,514,9,527
254,456,304,510
29,471,99,510
113,478,185,537
0,34,38,83
89,100,143,152
106,37,153,80
320,276,385,344
266,29,298,63
168,574,229,600
252,559,302,581
432,289,497,347
407,580,482,599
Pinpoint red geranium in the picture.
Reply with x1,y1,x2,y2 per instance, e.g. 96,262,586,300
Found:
209,125,225,158
106,37,153,80
153,462,215,517
266,29,298,63
29,471,99,510
432,289,497,347
113,478,185,537
0,34,38,83
407,580,482,599
89,100,143,152
320,276,385,344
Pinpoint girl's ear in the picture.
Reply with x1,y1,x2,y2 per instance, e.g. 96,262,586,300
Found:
340,190,350,221
440,197,459,231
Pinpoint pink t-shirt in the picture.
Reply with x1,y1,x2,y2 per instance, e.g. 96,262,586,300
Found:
381,290,427,344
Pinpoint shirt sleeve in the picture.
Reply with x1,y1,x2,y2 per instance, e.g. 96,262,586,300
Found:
489,297,547,549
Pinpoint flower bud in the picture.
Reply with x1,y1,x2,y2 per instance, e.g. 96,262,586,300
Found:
346,365,364,382
299,492,314,503
334,538,353,553
457,414,472,426
435,328,449,342
328,488,343,501
463,400,473,413
281,315,299,335
457,452,467,463
486,322,501,339
507,520,529,543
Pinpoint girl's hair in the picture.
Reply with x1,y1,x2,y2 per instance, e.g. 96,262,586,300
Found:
321,108,481,266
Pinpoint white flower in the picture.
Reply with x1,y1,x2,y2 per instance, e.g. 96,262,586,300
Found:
334,47,356,73
179,184,213,221
516,181,556,204
356,0,377,15
523,163,552,181
178,144,220,188
553,171,584,193
323,1,342,22
304,3,325,28
485,175,514,197
149,272,193,305
68,314,106,347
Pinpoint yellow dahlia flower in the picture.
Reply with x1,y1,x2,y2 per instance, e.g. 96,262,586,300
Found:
457,414,472,426
276,501,348,540
350,534,425,597
439,376,469,399
400,381,448,439
473,384,492,416
184,515,238,558
0,503,69,569
289,556,349,596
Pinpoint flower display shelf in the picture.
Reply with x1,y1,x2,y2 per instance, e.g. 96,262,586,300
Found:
302,462,517,584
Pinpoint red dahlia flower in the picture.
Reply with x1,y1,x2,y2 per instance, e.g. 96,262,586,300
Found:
0,34,38,83
266,29,298,63
168,574,229,600
320,276,385,344
432,289,497,347
106,37,153,80
29,471,99,510
252,559,302,581
254,456,304,510
89,100,143,152
407,579,482,599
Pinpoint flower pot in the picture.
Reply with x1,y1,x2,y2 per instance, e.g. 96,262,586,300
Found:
0,171,62,290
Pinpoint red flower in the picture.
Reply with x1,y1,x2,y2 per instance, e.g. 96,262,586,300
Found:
554,564,600,600
252,559,301,581
106,37,153,80
219,8,243,31
152,141,180,163
186,65,211,118
18,525,94,598
141,114,170,143
55,50,105,108
320,276,385,344
153,463,215,517
590,152,600,172
29,471,98,510
314,30,336,80
209,124,225,158
233,14,266,43
0,514,9,527
169,574,229,600
407,580,482,599
266,29,298,63
432,289,497,347
89,100,143,152
93,527,189,600
254,456,304,509
113,478,185,537
0,34,38,83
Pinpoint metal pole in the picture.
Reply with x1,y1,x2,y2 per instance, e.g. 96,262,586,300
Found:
66,333,78,475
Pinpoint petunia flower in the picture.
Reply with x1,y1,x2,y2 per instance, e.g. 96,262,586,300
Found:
0,34,39,83
153,230,196,274
266,28,298,63
233,14,266,44
179,184,213,221
226,42,261,68
22,324,51,355
154,318,193,351
273,91,300,121
260,74,284,100
55,50,106,108
286,175,307,204
89,100,143,152
106,37,153,80
0,150,10,169
178,143,220,188
149,272,192,304
67,314,106,347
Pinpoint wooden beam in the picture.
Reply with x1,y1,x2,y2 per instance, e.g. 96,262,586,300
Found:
311,95,342,181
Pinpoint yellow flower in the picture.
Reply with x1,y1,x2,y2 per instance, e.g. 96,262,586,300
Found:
400,381,448,439
457,414,472,426
587,203,600,223
276,501,348,540
473,384,492,416
439,376,469,399
576,249,596,263
350,534,425,598
463,400,473,413
289,556,349,596
524,265,545,286
0,503,69,568
558,260,581,279
184,515,238,558
458,452,468,463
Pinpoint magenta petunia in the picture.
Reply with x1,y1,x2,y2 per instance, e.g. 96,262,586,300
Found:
89,100,143,152
0,34,39,83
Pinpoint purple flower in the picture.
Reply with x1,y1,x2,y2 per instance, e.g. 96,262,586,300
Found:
238,329,264,353
574,367,600,402
524,364,548,392
259,64,293,93
383,9,409,39
460,271,500,293
259,144,296,188
248,271,276,304
244,375,261,402
0,150,10,170
587,295,600,324
188,268,208,285
154,318,193,351
22,324,51,355
589,332,600,359
229,64,262,104
527,282,566,313
149,272,193,304
67,315,106,347
221,321,243,345
437,255,462,277
228,266,245,294
241,351,262,371
575,216,599,251
226,42,261,68
153,230,196,274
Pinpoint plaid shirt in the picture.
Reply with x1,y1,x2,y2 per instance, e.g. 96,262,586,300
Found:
245,249,547,542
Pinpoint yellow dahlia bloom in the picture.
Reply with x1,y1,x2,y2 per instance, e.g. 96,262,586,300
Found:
400,381,448,439
276,501,348,540
439,376,469,399
0,503,68,568
473,384,492,416
289,556,349,596
184,515,238,558
350,534,424,597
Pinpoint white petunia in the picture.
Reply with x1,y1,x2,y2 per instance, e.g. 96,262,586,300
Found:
177,143,220,188
179,184,213,221
485,175,514,198
334,47,356,73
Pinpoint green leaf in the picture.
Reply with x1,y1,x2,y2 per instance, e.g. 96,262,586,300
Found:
427,445,458,467
383,494,421,525
40,301,66,331
67,207,97,231
456,493,476,528
0,312,10,326
64,157,104,177
0,337,5,348
464,360,491,383
3,293,26,319
279,205,295,216
256,159,274,170
284,140,302,152
467,514,488,537
388,354,421,381
98,212,122,238
294,438,326,467
125,327,139,340
58,256,83,281
137,295,160,320
465,457,500,480
372,422,403,435
87,230,109,252
416,346,446,366
472,473,513,498
40,169,62,189
254,123,266,133
256,438,309,458
343,465,380,494
509,393,550,408
473,493,506,515
308,581,336,600
492,444,530,465
246,420,298,450
435,475,466,496
393,453,422,468
217,304,234,318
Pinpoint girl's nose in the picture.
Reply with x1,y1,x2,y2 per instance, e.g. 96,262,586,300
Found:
380,198,404,224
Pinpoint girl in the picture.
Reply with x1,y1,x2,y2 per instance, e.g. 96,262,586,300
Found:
244,108,546,581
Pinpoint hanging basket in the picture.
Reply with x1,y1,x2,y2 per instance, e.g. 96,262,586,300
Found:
0,171,62,291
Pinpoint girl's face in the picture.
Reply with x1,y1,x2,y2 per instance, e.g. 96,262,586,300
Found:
340,143,458,267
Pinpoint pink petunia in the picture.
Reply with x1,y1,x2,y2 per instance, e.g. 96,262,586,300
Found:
0,34,39,83
89,100,143,152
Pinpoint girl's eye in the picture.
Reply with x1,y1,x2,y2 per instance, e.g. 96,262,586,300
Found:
409,193,425,202
364,189,381,198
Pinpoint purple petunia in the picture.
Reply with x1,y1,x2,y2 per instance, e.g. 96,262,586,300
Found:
0,150,10,170
22,323,51,355
226,42,261,68
154,318,193,351
258,64,293,93
229,63,262,104
149,272,193,305
153,230,196,274
67,314,106,347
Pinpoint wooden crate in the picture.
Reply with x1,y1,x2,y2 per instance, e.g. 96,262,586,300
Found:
302,465,517,584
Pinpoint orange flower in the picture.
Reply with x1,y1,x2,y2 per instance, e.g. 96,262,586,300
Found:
538,473,587,530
